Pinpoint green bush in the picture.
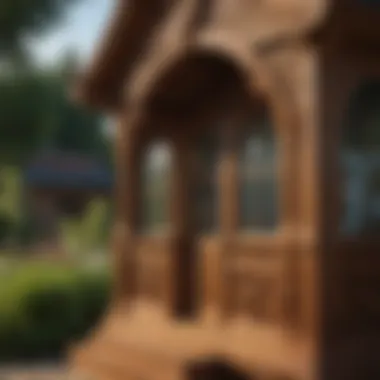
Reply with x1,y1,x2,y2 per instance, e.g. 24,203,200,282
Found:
16,214,38,247
0,262,111,361
0,213,15,244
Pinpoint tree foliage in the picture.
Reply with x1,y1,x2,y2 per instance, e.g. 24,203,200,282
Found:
0,0,80,60
49,53,110,159
0,57,111,165
0,1,111,163
0,70,55,164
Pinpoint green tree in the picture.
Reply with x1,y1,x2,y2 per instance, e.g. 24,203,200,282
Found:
0,53,111,166
0,0,80,62
0,69,56,164
48,51,112,160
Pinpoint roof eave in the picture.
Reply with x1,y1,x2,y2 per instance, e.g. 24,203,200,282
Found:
73,0,174,112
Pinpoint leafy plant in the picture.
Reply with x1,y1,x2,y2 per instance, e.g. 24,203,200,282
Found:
0,262,110,361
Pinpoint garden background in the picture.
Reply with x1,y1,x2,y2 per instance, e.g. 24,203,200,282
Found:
0,0,115,369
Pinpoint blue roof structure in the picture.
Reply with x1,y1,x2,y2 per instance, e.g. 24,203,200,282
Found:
24,151,114,192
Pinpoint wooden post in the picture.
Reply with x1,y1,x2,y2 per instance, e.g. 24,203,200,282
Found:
169,134,196,318
112,114,141,307
293,47,323,380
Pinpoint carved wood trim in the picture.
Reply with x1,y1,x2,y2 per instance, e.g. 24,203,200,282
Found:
135,238,170,299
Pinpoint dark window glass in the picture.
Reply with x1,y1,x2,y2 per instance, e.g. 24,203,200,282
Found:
140,142,172,233
341,82,380,236
238,113,278,231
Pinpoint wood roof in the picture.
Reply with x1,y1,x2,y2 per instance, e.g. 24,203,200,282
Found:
75,0,329,113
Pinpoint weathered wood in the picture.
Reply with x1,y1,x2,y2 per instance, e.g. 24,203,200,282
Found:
70,1,380,380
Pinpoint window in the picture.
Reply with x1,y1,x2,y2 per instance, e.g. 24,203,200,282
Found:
140,141,172,233
238,112,279,232
341,82,380,236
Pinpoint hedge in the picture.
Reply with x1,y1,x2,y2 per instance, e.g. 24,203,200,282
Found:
0,262,111,362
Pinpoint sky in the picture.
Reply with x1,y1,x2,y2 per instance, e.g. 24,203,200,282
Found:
31,0,112,66
29,0,115,137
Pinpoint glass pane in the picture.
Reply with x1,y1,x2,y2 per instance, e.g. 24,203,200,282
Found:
140,142,172,233
341,83,380,236
238,114,278,231
194,133,220,233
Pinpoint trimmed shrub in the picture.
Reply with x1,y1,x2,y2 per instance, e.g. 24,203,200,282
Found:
0,213,15,244
0,262,111,362
16,214,38,248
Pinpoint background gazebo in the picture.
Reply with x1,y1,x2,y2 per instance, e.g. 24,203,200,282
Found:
23,150,113,254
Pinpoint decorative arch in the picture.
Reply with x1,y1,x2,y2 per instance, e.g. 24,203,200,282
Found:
126,40,300,141
143,47,261,125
